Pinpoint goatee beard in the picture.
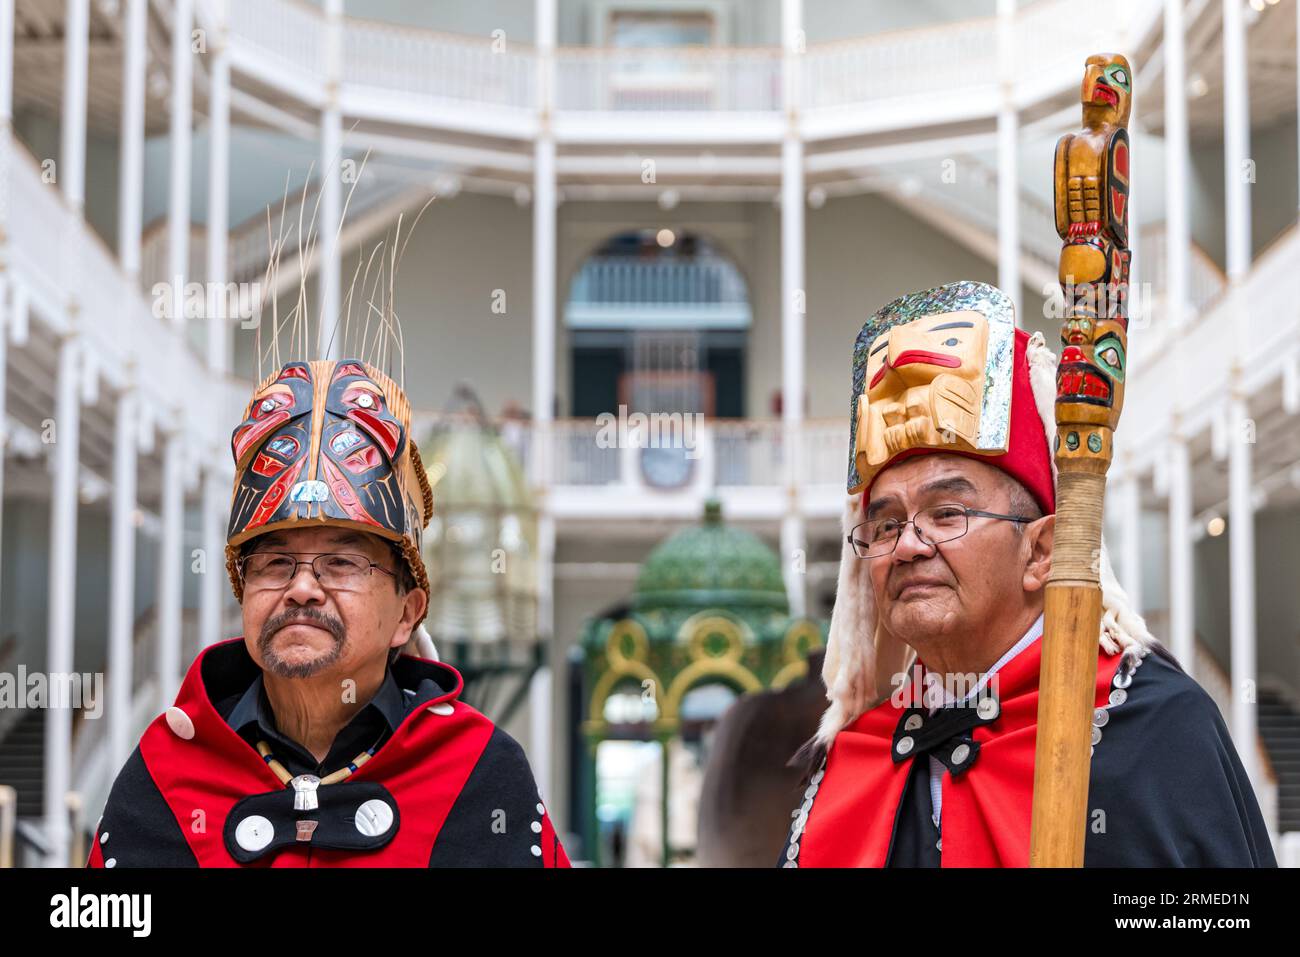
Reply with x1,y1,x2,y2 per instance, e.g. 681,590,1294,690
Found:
258,607,347,678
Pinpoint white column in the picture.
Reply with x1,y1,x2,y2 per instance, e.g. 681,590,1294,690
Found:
996,0,1020,319
0,0,14,125
781,512,807,618
1167,432,1194,677
532,0,556,438
108,390,137,775
0,280,6,603
780,0,806,620
533,0,558,816
1222,0,1256,785
779,137,804,439
0,0,11,605
1163,0,1190,334
156,431,183,709
780,0,804,438
1222,0,1252,284
200,4,231,653
43,335,81,865
206,3,230,373
779,137,806,620
60,0,89,212
1227,394,1257,785
199,465,226,649
1118,467,1143,614
167,0,193,327
317,0,342,359
118,0,147,279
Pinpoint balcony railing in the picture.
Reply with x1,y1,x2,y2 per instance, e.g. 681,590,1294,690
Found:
801,16,999,112
138,175,416,296
413,414,850,491
343,15,537,112
228,0,327,84
565,256,752,329
555,46,782,113
0,130,217,450
209,0,1157,121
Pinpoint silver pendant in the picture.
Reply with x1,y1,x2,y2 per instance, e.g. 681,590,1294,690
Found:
290,774,322,812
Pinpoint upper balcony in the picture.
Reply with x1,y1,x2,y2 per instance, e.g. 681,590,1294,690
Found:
209,0,1164,146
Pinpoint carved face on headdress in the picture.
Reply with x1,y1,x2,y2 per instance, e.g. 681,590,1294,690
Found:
848,282,1016,495
1081,53,1131,128
225,358,433,604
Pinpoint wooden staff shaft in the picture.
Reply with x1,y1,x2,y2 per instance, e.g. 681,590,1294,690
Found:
1030,471,1106,866
1030,52,1133,867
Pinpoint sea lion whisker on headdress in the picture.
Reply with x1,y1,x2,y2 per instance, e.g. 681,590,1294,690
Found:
227,143,438,646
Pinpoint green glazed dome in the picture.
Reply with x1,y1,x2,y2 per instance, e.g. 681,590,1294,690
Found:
632,500,789,612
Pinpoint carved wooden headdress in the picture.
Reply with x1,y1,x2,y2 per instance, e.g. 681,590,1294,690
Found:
816,280,1153,750
223,181,438,643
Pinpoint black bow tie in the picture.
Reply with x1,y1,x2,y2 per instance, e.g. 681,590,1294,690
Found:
890,694,1001,776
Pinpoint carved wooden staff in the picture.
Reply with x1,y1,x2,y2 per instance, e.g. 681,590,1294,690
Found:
1030,53,1133,867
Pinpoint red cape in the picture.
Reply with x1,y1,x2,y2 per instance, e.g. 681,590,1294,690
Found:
798,638,1123,867
87,639,569,868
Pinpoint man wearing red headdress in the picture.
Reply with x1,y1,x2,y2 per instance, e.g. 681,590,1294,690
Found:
781,282,1274,868
87,359,569,868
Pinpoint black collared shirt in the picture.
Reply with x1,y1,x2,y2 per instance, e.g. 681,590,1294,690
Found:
215,664,444,779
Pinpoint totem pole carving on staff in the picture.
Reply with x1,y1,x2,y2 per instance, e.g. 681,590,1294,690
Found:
1030,52,1132,867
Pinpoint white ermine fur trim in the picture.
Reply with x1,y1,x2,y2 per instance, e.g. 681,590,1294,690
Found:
405,622,440,661
1025,330,1061,489
1025,331,1155,658
816,492,912,749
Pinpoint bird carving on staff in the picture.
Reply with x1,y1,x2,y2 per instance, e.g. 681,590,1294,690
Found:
1052,52,1132,455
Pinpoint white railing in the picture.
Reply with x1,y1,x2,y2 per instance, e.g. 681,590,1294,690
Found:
1015,0,1150,95
1120,224,1300,464
343,17,536,112
410,413,849,491
894,153,1227,335
138,175,415,295
800,0,1151,113
1141,226,1227,315
555,46,781,113
228,0,326,84
139,223,205,301
896,154,1059,270
1,130,225,456
570,257,749,306
209,0,1158,128
802,16,997,112
713,419,849,489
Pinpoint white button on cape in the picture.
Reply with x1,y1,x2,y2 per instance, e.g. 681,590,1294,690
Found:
356,799,394,837
235,815,274,853
165,706,195,740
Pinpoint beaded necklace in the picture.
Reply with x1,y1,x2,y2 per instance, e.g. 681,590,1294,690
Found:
256,733,383,811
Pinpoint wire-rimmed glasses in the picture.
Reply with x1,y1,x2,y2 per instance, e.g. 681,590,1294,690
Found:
847,504,1034,559
236,552,398,592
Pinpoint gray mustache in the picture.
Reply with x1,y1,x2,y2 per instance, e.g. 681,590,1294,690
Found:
259,607,345,650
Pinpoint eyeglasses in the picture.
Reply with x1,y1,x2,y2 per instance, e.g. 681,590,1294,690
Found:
847,503,1033,559
236,551,398,592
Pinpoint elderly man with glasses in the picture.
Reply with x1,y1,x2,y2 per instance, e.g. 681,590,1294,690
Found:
87,359,569,868
780,282,1274,868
